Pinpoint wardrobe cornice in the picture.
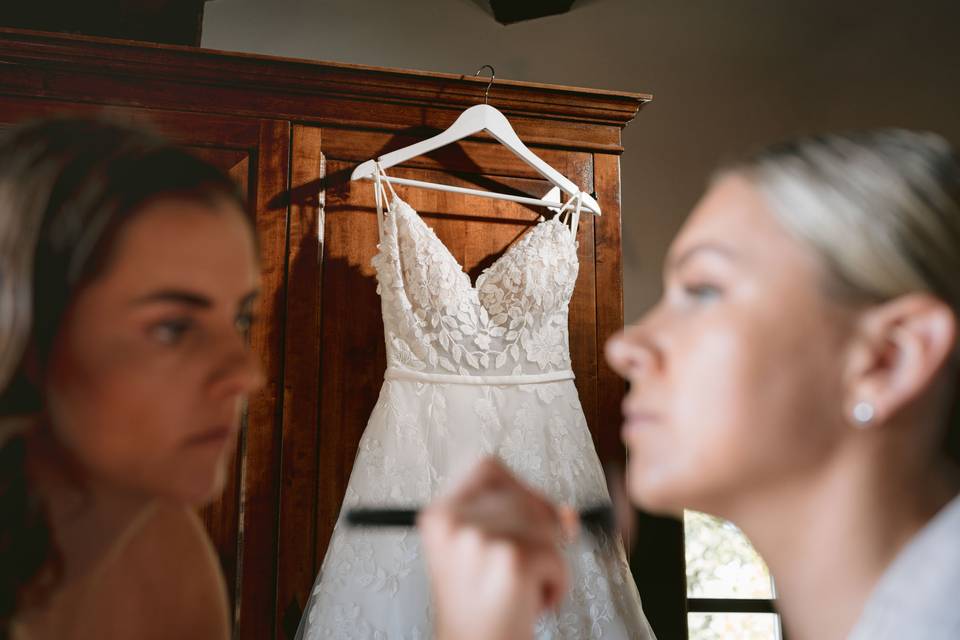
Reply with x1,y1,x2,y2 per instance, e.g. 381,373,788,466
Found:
0,27,651,154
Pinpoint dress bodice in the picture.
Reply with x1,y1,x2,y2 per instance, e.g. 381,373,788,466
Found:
371,195,579,381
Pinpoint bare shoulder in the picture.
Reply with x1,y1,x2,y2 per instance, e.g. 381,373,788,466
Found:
105,502,230,640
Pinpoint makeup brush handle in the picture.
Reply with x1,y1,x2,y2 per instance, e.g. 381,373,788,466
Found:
345,504,613,534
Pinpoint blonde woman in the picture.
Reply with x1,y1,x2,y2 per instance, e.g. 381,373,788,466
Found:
419,129,960,640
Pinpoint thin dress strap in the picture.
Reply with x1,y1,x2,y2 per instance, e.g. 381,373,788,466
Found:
557,191,584,238
570,191,584,238
379,162,399,200
372,161,393,242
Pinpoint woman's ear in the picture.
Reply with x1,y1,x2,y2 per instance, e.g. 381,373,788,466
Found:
843,293,956,428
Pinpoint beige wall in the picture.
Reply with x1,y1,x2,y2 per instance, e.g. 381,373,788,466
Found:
203,0,960,321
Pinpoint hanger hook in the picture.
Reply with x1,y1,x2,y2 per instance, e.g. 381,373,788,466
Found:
474,64,495,105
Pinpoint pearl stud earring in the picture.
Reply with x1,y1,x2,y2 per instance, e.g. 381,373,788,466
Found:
852,401,875,426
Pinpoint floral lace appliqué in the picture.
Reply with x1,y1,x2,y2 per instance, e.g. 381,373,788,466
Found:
372,195,579,378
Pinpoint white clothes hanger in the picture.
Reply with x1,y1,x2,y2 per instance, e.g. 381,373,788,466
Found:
371,162,584,243
351,66,602,217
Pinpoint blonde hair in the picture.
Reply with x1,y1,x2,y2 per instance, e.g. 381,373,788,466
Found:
718,129,960,464
720,129,960,312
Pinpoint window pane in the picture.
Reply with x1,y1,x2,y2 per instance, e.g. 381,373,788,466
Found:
688,612,781,640
685,510,773,598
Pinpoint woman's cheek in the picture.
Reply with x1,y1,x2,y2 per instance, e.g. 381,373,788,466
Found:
673,327,746,429
79,371,191,482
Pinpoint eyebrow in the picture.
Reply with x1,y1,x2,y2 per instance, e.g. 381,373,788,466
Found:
666,242,738,274
131,288,259,310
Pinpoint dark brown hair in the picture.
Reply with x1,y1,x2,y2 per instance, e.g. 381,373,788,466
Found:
0,116,248,634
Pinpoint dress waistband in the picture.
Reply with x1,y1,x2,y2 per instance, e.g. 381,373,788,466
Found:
384,367,575,385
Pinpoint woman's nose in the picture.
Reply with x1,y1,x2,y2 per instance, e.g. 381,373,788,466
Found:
604,324,658,381
209,335,266,400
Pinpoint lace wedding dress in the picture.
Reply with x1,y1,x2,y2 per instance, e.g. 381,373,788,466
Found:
296,170,655,639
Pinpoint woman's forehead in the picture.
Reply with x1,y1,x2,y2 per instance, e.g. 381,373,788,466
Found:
668,175,822,278
95,199,259,303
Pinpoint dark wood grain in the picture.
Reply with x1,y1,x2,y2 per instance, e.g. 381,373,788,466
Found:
321,127,595,183
592,153,630,465
275,125,324,640
314,156,386,565
0,94,263,147
0,27,649,126
0,28,648,153
235,119,290,640
570,212,601,447
192,149,251,620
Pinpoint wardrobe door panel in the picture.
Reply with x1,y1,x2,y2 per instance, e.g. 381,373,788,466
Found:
313,154,388,566
233,119,290,640
275,124,325,640
592,153,628,465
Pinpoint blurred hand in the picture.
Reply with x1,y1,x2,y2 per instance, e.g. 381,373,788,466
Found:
418,457,578,640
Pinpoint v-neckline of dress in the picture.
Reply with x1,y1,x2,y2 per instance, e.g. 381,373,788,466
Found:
386,192,575,293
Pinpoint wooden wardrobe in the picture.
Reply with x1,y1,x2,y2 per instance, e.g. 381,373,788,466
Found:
0,28,651,640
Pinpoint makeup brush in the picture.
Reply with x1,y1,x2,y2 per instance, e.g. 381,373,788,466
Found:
343,458,637,542
344,503,615,535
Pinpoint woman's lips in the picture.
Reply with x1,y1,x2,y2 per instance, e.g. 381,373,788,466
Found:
621,411,660,440
185,425,235,447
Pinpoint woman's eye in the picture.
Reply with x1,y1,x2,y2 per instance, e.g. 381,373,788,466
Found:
682,282,723,301
235,312,256,336
150,319,193,345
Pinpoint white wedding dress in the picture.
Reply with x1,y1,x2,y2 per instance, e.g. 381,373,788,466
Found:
296,170,655,639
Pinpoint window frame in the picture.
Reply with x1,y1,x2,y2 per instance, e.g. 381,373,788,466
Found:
628,510,784,640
